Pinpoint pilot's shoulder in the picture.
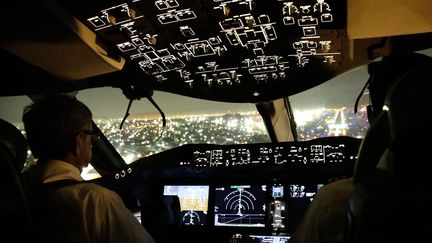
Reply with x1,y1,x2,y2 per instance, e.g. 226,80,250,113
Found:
74,182,124,203
315,178,354,205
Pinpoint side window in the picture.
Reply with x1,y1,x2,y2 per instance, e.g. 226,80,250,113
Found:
0,95,101,179
290,65,371,140
0,95,33,171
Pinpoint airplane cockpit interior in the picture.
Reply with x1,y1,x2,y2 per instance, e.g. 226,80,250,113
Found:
1,0,431,242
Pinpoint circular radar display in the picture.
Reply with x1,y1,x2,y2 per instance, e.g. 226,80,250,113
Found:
225,188,257,215
214,185,266,227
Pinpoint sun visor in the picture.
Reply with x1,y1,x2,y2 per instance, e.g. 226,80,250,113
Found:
348,0,432,39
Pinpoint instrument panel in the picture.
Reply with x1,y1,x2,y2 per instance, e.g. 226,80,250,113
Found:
55,0,347,102
124,136,360,243
138,182,326,243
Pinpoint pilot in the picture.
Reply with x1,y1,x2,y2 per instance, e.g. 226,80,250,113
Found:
288,51,432,243
22,95,156,243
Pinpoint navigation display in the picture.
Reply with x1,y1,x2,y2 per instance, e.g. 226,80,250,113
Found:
214,185,267,227
163,185,209,226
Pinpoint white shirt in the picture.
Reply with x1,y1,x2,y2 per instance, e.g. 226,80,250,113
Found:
30,160,156,243
41,160,84,183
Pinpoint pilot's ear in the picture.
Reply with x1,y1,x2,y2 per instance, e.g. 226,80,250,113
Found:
73,133,83,156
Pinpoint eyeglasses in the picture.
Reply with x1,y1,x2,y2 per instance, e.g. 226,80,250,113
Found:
81,129,100,145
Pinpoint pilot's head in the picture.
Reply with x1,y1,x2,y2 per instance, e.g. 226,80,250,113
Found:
22,95,95,170
365,52,432,124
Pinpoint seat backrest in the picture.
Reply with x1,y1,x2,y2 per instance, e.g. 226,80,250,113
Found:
0,119,28,172
0,118,36,242
346,57,432,243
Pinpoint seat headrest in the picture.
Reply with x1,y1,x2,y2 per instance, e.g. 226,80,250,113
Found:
367,52,432,120
0,119,28,172
384,63,432,145
354,53,432,181
383,62,432,180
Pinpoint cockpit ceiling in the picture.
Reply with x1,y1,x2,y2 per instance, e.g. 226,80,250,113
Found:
348,0,432,39
58,0,348,102
0,0,431,102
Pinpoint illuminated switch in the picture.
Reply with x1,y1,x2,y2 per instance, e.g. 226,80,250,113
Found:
320,41,332,52
293,42,303,49
283,16,295,25
253,48,264,56
215,47,225,56
220,18,243,30
132,38,145,46
105,5,132,25
120,26,136,37
229,70,237,79
166,0,179,8
157,49,170,56
219,72,230,80
183,52,192,61
209,37,221,45
155,0,169,10
180,26,195,37
226,32,240,45
88,16,106,28
138,45,154,53
324,56,336,63
177,10,196,21
321,13,333,23
184,79,194,88
303,26,316,36
207,78,213,87
298,16,318,26
172,43,185,50
155,75,167,82
117,42,136,52
258,15,270,24
158,13,177,24
307,41,318,49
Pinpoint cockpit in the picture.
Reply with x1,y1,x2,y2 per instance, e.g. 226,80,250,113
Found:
0,0,431,242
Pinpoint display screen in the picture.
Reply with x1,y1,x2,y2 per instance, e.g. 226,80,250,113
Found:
162,183,323,229
249,235,291,243
287,183,324,229
214,185,267,227
163,185,209,226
